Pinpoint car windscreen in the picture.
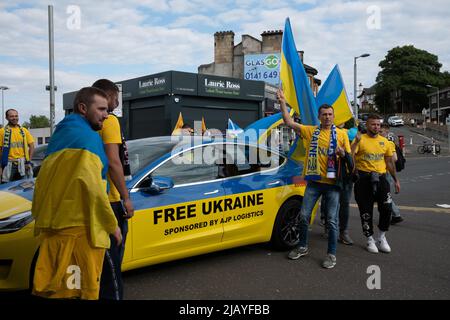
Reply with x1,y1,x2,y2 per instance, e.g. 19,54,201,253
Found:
127,139,178,175
30,138,178,176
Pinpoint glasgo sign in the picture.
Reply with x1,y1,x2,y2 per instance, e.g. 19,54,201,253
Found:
244,53,280,86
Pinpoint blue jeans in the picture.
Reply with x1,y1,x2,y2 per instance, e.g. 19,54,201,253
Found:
299,181,340,255
320,181,353,232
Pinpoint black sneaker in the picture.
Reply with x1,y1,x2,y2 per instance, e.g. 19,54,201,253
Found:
339,231,354,245
391,216,404,225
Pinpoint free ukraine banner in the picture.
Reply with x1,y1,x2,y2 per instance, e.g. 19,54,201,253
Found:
316,64,354,126
280,17,318,126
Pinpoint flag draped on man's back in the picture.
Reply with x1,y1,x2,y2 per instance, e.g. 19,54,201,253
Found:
280,18,318,126
316,65,353,126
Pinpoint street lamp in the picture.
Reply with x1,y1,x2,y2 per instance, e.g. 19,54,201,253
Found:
354,53,370,120
0,86,9,127
426,84,440,125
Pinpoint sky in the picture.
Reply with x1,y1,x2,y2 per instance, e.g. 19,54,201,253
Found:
1,0,449,124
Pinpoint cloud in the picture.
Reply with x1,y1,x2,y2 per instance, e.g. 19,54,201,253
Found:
1,0,449,123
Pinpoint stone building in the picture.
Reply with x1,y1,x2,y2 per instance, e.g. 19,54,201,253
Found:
198,30,321,115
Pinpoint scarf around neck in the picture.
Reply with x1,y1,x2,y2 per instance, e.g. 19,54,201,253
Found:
1,124,29,168
305,124,337,181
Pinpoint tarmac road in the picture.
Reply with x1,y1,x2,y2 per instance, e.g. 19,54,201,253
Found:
122,129,450,300
3,126,449,301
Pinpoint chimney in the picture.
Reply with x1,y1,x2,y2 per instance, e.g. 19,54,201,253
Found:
298,50,304,63
261,30,283,53
214,31,235,64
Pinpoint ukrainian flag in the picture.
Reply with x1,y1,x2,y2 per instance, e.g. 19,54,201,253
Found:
32,114,117,249
316,65,354,126
280,17,318,126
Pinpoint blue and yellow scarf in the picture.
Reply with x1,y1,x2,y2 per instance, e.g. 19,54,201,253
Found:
1,125,29,168
305,125,337,181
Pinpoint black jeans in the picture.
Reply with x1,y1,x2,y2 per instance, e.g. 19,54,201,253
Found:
99,202,128,300
354,172,392,237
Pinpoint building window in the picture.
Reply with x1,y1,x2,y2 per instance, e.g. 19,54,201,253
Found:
45,137,51,144
447,92,450,98
38,137,43,145
431,96,437,103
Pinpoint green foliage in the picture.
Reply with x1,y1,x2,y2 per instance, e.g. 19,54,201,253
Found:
375,45,448,114
343,118,355,129
29,115,50,128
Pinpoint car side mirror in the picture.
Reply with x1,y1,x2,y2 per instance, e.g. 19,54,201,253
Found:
139,176,174,194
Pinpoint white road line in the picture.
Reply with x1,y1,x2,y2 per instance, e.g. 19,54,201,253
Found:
350,203,450,214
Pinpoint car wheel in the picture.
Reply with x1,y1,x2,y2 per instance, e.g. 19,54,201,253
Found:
271,198,301,250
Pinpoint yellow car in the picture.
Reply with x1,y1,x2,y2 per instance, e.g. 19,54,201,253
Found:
0,134,312,291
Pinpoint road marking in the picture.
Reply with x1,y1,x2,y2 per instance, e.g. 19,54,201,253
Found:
405,155,450,160
350,203,450,214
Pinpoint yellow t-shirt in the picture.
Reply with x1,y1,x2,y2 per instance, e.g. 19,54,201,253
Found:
0,126,34,159
98,116,122,202
388,140,396,154
354,134,393,174
300,125,351,185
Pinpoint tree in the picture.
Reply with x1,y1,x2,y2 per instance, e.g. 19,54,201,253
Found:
28,115,50,128
375,45,447,114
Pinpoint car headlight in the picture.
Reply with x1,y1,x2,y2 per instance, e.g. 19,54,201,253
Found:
0,211,34,234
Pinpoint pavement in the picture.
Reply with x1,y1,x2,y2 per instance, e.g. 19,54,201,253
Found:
391,125,449,157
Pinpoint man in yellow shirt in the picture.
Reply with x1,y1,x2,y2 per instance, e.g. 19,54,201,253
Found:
32,87,121,299
93,79,134,300
0,109,35,183
380,123,404,224
352,114,401,254
278,89,351,269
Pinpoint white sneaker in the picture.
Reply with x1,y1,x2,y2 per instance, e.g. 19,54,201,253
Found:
367,237,379,254
378,234,391,253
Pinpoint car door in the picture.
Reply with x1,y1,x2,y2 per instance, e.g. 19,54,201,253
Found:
130,144,225,260
221,143,287,243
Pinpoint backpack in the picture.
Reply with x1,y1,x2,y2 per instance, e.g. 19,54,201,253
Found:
394,144,406,172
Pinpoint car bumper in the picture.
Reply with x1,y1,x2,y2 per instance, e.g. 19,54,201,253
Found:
0,224,38,291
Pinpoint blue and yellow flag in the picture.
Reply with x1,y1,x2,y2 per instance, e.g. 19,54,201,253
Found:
171,112,184,135
316,64,353,126
280,18,318,126
32,114,117,249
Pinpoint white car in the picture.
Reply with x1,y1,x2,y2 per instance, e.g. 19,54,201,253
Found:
388,116,404,127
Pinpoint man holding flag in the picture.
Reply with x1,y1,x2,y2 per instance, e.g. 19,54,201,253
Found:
278,17,352,268
278,89,350,269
